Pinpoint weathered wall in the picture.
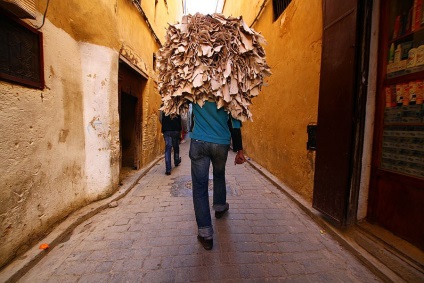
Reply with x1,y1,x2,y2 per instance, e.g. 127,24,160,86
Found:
223,0,323,201
0,0,181,268
0,19,89,268
140,0,185,165
143,0,184,43
80,43,120,196
223,0,263,23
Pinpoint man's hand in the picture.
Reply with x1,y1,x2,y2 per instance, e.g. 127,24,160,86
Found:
234,150,246,165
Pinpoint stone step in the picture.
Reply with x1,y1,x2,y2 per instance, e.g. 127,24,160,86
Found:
353,225,424,282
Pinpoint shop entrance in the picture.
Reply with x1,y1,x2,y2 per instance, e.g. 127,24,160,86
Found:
368,0,424,249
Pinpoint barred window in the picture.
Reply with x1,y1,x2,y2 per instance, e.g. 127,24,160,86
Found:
273,0,292,21
0,10,44,89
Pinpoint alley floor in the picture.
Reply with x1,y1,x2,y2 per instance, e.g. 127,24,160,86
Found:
17,139,382,283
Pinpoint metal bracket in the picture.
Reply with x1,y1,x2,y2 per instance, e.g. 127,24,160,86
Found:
307,124,317,151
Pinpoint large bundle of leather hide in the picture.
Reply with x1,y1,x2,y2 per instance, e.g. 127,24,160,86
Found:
156,13,271,121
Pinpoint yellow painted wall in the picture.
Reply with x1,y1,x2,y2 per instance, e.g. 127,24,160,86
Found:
223,0,323,201
37,0,182,168
0,0,181,268
222,0,263,23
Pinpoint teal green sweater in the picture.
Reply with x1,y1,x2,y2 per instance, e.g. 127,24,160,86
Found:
190,101,241,145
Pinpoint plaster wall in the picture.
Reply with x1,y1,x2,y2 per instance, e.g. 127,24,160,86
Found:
116,0,183,167
141,79,163,166
37,0,120,49
80,43,120,196
143,0,184,43
223,0,323,201
0,19,87,267
0,0,180,268
222,0,263,24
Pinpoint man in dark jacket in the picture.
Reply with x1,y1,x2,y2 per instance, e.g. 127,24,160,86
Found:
161,112,182,175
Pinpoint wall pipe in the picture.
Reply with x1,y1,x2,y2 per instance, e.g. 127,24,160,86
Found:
250,0,269,28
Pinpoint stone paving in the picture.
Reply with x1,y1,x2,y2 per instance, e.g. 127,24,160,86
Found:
18,139,382,282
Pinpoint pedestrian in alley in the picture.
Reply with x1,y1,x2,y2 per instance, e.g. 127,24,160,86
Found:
160,111,182,175
155,13,268,251
190,101,246,250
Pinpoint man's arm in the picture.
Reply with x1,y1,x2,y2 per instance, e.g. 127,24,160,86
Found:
228,118,246,165
158,110,163,124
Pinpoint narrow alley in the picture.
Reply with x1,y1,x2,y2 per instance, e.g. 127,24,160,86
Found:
15,139,381,282
1,1,424,282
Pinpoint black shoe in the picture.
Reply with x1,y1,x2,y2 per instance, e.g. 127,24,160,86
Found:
165,171,171,175
175,157,181,167
215,203,229,219
197,235,213,250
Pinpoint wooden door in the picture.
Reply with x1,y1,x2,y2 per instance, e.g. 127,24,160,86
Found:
313,0,359,225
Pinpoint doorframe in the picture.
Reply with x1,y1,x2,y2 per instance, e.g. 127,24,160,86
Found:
117,56,147,174
119,55,149,79
357,0,380,221
346,0,374,225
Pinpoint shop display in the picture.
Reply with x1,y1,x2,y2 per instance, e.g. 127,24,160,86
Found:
369,0,424,253
382,0,424,179
381,124,424,178
386,0,424,78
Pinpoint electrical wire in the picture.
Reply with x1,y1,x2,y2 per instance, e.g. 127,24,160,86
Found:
36,0,50,30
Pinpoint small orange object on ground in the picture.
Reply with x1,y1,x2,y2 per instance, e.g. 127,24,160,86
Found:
39,243,49,250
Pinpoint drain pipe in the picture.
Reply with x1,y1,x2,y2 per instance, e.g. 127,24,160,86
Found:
250,0,269,27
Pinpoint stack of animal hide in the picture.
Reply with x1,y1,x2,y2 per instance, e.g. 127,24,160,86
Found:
156,13,271,121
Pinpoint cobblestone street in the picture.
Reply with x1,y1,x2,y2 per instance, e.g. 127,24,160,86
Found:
17,140,381,282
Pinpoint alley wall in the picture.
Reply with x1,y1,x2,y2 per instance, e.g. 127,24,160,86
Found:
223,0,323,201
0,0,181,268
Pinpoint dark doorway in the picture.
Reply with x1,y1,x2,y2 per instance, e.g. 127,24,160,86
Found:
120,92,137,168
118,59,146,180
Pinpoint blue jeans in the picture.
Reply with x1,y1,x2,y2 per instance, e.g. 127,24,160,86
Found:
189,139,230,238
163,131,180,172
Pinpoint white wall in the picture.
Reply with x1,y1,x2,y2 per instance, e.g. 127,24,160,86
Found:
80,43,120,198
0,16,120,267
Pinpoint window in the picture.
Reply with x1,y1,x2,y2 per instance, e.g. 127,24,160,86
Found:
272,0,292,21
0,11,44,89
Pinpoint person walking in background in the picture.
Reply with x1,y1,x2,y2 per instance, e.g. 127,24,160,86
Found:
190,101,246,250
160,111,182,175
